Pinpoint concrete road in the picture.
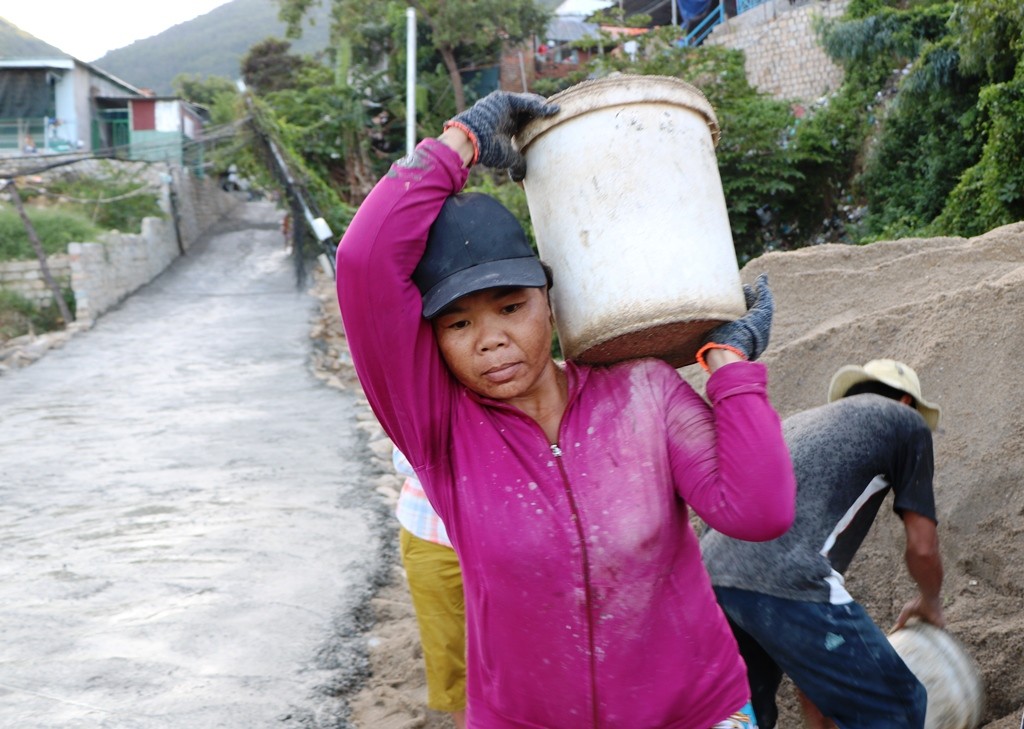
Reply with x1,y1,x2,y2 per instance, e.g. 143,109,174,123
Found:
0,201,387,728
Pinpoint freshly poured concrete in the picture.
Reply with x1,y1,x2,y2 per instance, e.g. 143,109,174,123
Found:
0,201,386,728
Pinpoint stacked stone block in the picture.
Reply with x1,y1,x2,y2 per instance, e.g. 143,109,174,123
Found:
67,217,179,322
706,0,850,104
0,257,71,308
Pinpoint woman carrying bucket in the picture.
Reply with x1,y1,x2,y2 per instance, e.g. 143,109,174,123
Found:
335,89,796,729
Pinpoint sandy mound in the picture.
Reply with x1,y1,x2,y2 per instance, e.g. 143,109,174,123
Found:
321,222,1024,728
740,222,1024,726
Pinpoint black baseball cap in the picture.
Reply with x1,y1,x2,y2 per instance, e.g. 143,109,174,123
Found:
413,193,546,319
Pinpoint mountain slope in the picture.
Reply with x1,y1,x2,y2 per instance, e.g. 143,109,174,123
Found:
93,0,331,95
0,17,69,60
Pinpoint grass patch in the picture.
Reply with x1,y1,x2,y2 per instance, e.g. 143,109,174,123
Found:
0,207,100,261
0,288,75,340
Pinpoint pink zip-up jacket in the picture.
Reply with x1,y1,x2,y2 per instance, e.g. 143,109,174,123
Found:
336,139,796,729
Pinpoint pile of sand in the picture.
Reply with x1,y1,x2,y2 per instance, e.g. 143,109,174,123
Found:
749,221,1024,726
320,222,1024,728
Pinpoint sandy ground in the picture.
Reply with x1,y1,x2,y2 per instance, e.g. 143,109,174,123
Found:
311,222,1024,728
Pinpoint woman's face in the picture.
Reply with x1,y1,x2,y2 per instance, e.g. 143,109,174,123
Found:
432,286,555,402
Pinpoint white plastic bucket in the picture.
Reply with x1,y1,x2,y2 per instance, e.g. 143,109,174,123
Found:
888,623,985,729
517,75,746,367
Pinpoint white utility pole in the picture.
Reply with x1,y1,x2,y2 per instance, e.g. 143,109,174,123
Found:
406,7,417,156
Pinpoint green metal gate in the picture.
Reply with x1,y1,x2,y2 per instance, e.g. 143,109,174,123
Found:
91,109,130,152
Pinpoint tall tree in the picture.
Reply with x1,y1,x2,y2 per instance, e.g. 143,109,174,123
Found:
278,0,550,111
241,38,312,95
407,0,549,111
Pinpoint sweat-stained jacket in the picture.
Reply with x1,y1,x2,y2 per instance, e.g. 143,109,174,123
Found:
336,138,796,729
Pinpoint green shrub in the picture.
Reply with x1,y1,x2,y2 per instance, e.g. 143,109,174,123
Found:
0,207,100,261
41,169,164,233
855,37,986,240
0,287,75,340
933,72,1024,236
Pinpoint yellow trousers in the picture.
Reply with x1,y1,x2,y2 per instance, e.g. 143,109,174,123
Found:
399,527,466,713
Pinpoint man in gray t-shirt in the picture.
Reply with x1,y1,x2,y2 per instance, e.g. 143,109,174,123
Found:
702,359,945,729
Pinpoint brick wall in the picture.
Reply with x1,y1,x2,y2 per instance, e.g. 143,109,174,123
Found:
705,0,849,103
501,42,537,93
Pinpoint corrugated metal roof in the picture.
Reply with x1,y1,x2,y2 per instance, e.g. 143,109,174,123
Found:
546,17,602,42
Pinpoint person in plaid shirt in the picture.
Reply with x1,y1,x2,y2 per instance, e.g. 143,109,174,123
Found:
394,447,466,728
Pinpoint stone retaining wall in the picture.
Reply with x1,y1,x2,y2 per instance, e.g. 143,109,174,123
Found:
0,256,72,308
68,217,179,322
69,170,239,322
170,167,239,250
1,166,239,323
707,0,850,103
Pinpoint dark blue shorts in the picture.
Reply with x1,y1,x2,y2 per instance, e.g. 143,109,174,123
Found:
714,586,926,729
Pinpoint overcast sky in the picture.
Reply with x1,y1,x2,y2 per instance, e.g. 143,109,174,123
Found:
3,0,234,62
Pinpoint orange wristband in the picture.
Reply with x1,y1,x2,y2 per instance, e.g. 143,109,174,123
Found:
442,120,480,167
695,342,747,372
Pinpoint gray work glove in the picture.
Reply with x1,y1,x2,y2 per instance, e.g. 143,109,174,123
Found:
445,91,559,181
703,273,774,362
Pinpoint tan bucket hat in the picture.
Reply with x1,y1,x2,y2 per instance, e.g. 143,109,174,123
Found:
828,359,941,431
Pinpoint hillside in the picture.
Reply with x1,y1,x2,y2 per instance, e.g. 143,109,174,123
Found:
93,0,331,95
0,18,66,59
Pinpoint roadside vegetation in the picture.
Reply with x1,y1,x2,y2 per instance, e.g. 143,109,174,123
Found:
0,288,75,342
36,169,165,233
0,208,99,261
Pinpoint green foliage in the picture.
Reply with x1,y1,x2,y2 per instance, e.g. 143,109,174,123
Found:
39,169,164,233
173,74,238,106
280,0,549,112
933,72,1024,236
809,0,1024,242
821,3,953,68
241,38,315,95
419,0,549,51
855,37,984,239
0,207,99,260
172,74,241,125
263,63,394,201
0,288,75,341
263,0,1024,256
587,7,653,28
953,0,1024,82
532,70,588,98
246,95,357,250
